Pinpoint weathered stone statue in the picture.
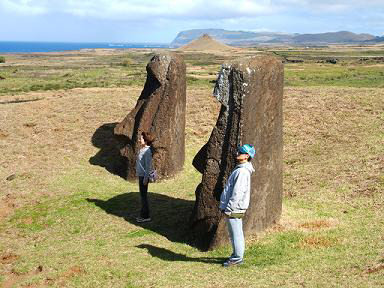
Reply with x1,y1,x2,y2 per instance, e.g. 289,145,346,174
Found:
190,56,284,250
114,53,186,180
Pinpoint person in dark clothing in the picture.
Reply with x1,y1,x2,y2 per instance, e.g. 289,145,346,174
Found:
135,131,155,223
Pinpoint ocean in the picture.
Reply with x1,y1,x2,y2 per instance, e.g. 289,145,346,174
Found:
0,41,169,53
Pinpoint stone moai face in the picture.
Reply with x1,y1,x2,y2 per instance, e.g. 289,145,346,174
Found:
190,56,284,251
114,53,186,180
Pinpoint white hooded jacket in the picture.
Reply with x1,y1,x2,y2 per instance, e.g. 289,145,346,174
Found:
219,161,255,215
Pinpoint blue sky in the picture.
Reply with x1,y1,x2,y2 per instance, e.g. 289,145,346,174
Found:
0,0,383,43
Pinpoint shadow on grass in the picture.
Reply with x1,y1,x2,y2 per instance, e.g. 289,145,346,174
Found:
136,244,226,264
87,192,195,245
0,98,43,105
89,123,127,179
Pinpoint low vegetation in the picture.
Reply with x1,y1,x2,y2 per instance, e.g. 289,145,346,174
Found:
0,46,383,287
285,64,384,87
1,47,384,96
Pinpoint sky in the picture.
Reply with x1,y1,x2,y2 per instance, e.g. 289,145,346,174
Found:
0,0,383,43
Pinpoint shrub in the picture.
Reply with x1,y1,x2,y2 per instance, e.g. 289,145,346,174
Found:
121,58,133,67
0,56,5,63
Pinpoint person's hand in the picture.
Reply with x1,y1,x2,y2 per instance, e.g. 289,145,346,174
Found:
143,179,149,185
221,210,231,217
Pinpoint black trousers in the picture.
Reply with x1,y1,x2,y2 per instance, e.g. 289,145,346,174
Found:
139,177,149,218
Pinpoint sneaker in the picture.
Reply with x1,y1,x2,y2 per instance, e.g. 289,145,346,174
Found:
136,217,151,223
223,258,243,267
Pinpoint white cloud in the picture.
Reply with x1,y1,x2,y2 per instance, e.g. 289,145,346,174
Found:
2,0,384,19
272,0,384,12
0,0,382,31
62,0,280,20
0,0,282,20
1,0,383,20
0,0,48,15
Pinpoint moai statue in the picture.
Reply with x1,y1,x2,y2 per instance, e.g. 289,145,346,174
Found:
190,56,284,250
114,53,186,180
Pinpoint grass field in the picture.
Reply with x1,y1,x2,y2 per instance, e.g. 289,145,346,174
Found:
0,46,383,287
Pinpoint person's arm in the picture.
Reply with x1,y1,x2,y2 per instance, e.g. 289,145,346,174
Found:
143,149,152,184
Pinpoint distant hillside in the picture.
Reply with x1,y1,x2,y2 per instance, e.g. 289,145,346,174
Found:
179,34,234,51
367,36,384,43
170,29,378,47
292,31,375,44
170,29,295,47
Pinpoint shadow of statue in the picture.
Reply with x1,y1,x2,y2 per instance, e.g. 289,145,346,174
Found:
89,123,128,179
87,192,196,245
136,244,226,264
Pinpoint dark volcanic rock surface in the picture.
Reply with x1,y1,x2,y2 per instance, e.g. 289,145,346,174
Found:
190,56,284,250
114,53,186,180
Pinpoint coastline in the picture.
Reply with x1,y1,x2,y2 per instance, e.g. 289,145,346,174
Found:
0,41,169,54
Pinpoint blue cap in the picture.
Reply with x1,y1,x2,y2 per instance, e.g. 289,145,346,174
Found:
238,144,256,159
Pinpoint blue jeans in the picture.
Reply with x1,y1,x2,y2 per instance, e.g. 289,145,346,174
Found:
227,217,245,260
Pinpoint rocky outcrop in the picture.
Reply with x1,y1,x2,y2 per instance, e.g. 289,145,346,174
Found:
190,56,284,250
114,53,186,180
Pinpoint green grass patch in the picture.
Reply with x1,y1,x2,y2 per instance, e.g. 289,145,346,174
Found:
0,53,149,95
247,231,305,267
186,76,215,88
285,64,384,87
272,49,384,58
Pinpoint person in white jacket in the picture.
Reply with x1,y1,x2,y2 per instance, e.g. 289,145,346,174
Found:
219,144,255,267
135,131,155,223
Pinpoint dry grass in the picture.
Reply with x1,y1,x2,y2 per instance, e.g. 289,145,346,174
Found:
0,86,220,221
283,86,383,199
0,88,140,218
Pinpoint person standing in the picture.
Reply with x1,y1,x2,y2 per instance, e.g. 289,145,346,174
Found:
219,144,255,267
135,131,155,223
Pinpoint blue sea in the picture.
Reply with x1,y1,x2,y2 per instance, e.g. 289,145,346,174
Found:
0,41,169,53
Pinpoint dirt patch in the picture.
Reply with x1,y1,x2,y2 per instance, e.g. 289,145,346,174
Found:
298,220,333,230
1,253,19,264
299,236,335,249
0,129,8,139
2,266,43,288
0,194,16,223
44,266,86,286
62,266,85,278
365,264,384,274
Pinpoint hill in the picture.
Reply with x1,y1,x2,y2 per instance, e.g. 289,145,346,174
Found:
170,29,377,47
178,34,235,51
170,29,293,47
292,31,375,44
